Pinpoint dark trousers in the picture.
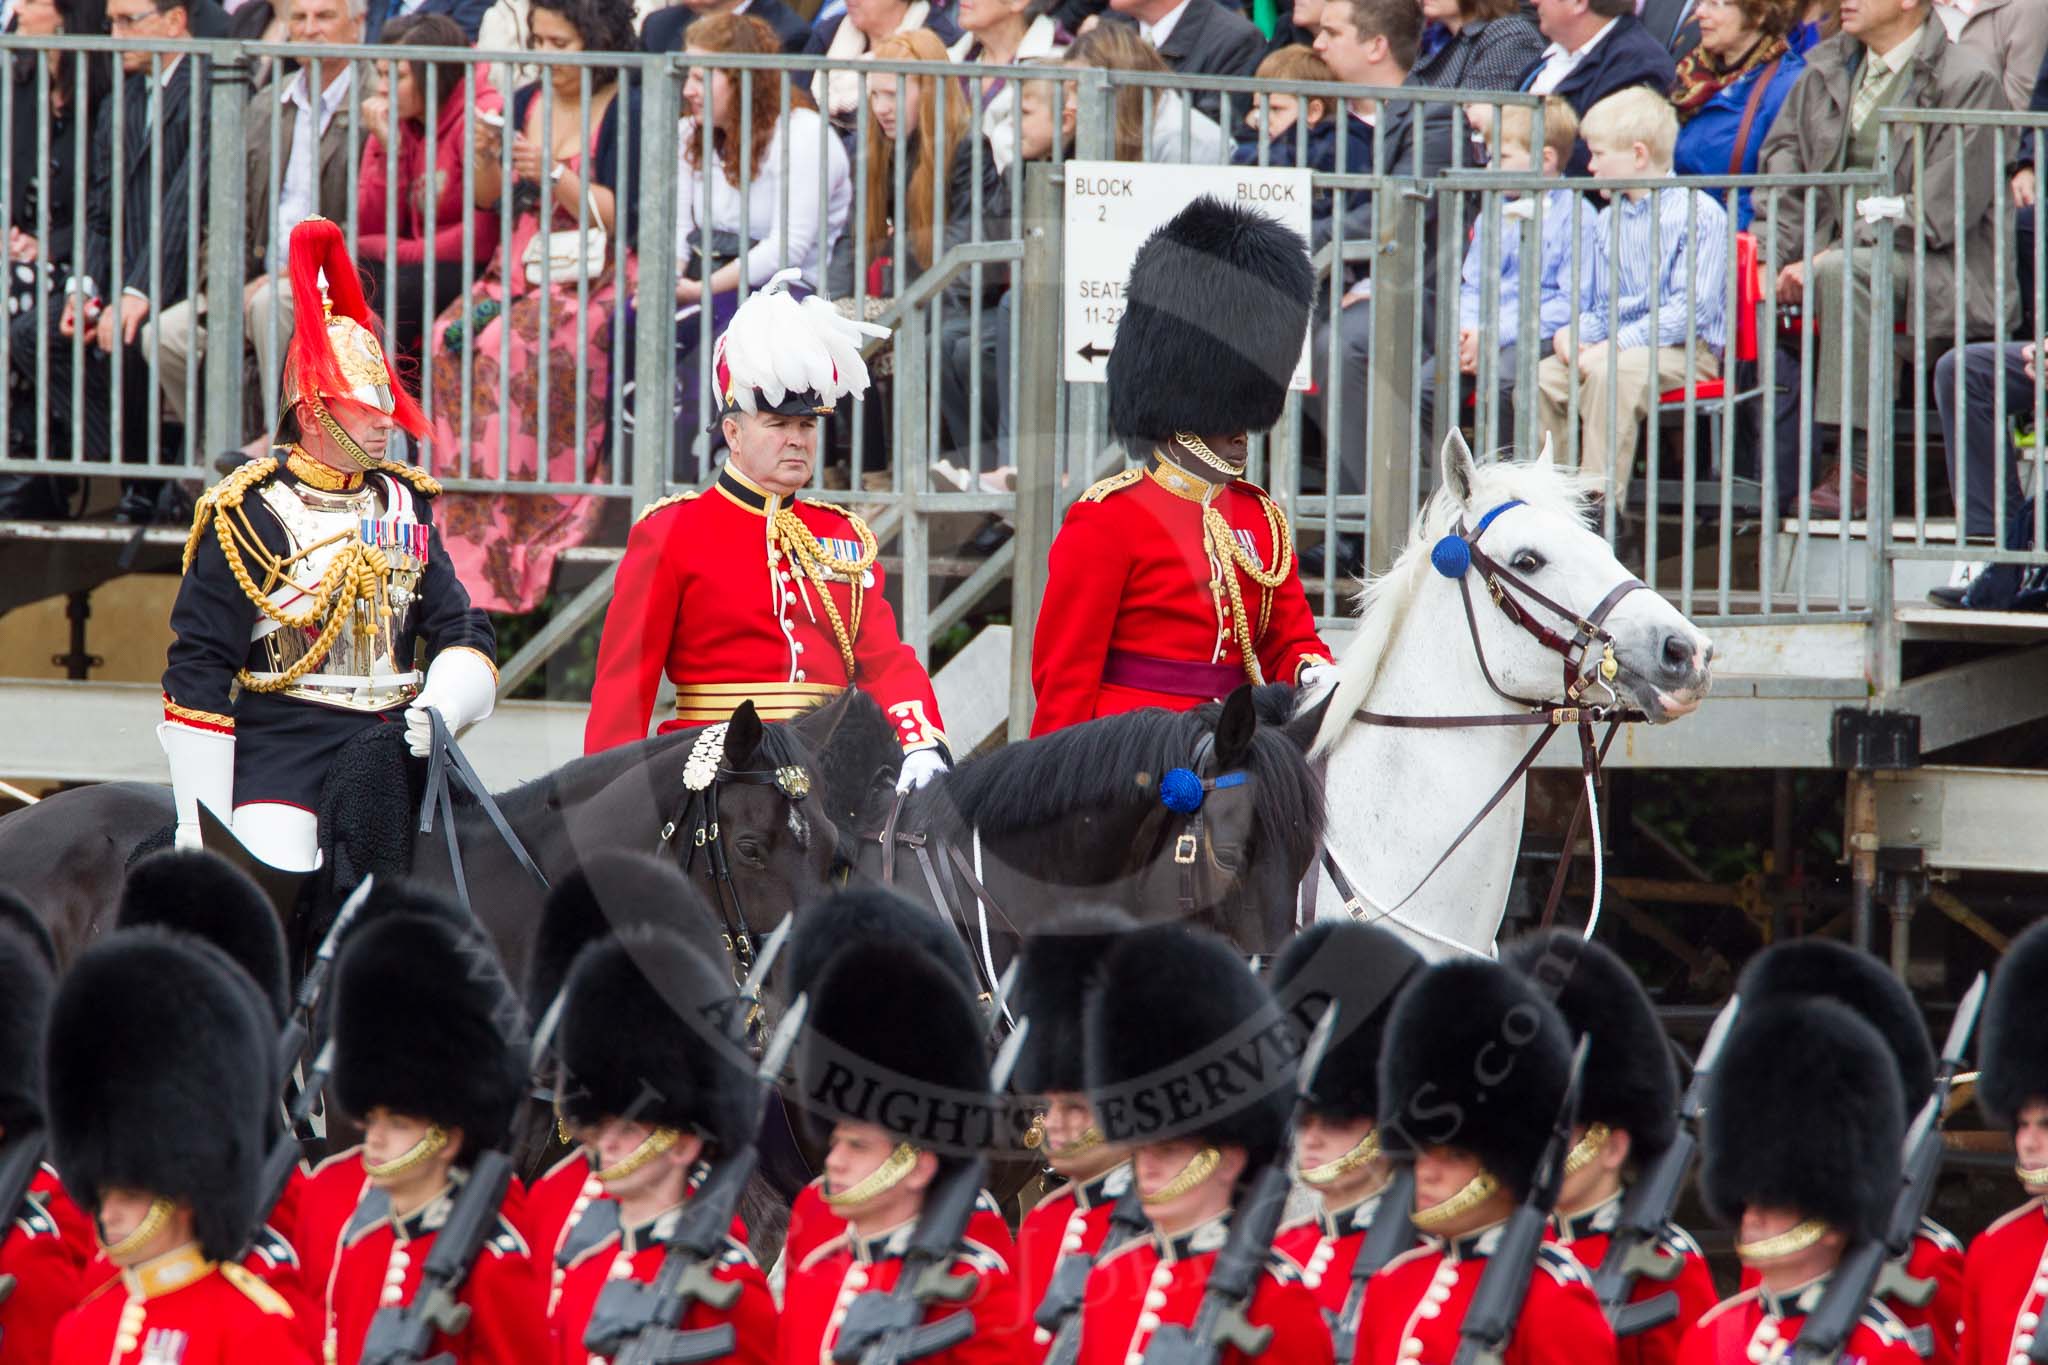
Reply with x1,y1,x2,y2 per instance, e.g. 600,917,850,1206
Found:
940,294,1009,468
8,303,153,464
1934,341,2033,541
1417,341,1524,454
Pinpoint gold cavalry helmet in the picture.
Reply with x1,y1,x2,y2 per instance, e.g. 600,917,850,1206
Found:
281,216,427,440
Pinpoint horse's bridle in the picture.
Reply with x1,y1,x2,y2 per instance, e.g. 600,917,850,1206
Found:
655,721,815,985
1155,731,1253,916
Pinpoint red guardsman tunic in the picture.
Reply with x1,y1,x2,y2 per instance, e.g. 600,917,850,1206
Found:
1029,456,1330,737
521,1149,595,1269
1677,1278,1924,1365
1960,1195,2048,1365
1274,1189,1383,1318
1354,1226,1618,1365
1017,1165,1133,1362
50,1243,315,1365
1546,1193,1719,1365
295,1147,371,1307
585,466,947,757
1739,1218,1963,1365
777,1206,1025,1365
1074,1212,1332,1365
31,1166,94,1268
323,1176,546,1365
78,1221,322,1358
1,1186,86,1365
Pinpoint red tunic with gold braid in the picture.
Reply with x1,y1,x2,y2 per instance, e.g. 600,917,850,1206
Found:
1353,1226,1618,1365
50,1243,316,1365
1274,1189,1382,1319
1960,1195,2048,1365
1029,455,1330,737
1739,1219,1962,1365
1677,1277,1925,1364
1017,1165,1133,1362
585,467,947,757
1546,1193,1719,1365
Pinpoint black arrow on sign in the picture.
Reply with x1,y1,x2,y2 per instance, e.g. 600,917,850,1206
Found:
1076,341,1110,362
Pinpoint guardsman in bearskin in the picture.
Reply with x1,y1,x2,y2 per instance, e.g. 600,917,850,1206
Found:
778,917,1025,1365
323,905,545,1365
0,917,82,1365
542,923,776,1365
1028,196,1333,736
584,274,949,792
1960,920,2048,1364
1504,930,1718,1364
160,216,497,874
1734,939,1964,1364
1010,909,1140,1363
45,929,315,1364
1357,958,1618,1365
1678,996,1922,1364
1268,921,1422,1319
0,895,93,1276
1074,922,1334,1365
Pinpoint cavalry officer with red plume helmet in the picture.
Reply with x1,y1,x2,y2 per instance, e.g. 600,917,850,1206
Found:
44,929,315,1364
542,923,777,1365
778,896,1024,1365
1028,196,1333,736
159,217,497,875
0,915,82,1365
1356,957,1618,1365
322,899,544,1365
1678,995,1922,1363
1732,938,1964,1364
1010,908,1139,1363
584,275,950,792
1073,922,1333,1365
1504,930,1717,1364
1268,920,1422,1318
1960,920,2048,1364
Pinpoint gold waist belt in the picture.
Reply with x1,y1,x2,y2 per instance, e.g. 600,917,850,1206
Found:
674,680,846,725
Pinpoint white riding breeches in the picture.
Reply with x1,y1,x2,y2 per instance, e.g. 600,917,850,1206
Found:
232,802,322,873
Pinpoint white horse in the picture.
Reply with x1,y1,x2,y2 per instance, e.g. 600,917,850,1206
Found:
1305,435,1714,959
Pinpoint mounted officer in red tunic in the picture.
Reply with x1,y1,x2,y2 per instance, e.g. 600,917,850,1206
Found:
1029,196,1333,736
585,274,949,791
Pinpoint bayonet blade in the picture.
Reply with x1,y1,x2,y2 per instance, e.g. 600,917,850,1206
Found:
739,915,795,1009
757,995,809,1086
1941,973,1987,1069
990,1017,1032,1096
528,988,567,1073
985,958,1021,1029
1297,1004,1340,1104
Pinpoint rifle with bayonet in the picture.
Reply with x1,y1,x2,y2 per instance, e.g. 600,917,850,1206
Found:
1040,1183,1150,1365
1590,994,1742,1339
356,1147,516,1365
1137,1006,1342,1365
276,875,375,1094
1797,971,1987,1365
1450,1036,1591,1365
1331,1163,1418,1365
831,1021,1033,1365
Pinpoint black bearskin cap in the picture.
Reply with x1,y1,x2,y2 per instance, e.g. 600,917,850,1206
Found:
0,923,53,1133
786,888,975,1003
1504,931,1678,1159
558,926,756,1151
1738,938,1933,1104
0,887,54,970
1377,958,1573,1201
795,939,992,1158
1269,921,1422,1122
46,928,273,1260
1699,997,1901,1241
118,849,290,1025
332,912,526,1152
1979,920,2048,1127
1106,196,1315,444
528,852,729,1011
1012,906,1136,1096
1085,923,1292,1166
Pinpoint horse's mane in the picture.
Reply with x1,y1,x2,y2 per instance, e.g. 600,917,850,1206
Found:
910,703,1325,873
789,689,903,826
1309,455,1597,755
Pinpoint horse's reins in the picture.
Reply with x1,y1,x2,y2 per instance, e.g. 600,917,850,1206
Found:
417,706,551,913
1320,499,1647,950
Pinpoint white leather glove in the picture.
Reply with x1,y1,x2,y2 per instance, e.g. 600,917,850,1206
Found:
895,747,948,794
159,721,235,850
406,648,499,757
1298,661,1340,695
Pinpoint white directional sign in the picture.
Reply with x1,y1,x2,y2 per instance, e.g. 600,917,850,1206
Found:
1062,160,1315,386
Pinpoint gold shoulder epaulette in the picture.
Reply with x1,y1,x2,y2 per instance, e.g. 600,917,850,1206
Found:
634,490,699,525
372,460,443,497
812,499,874,538
220,1262,294,1317
1080,467,1143,503
183,456,280,572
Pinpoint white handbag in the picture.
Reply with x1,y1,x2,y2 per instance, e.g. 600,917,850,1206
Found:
522,226,608,286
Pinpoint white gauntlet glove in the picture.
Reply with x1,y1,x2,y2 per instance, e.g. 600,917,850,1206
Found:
1298,661,1339,695
895,747,948,794
406,648,499,757
159,721,235,850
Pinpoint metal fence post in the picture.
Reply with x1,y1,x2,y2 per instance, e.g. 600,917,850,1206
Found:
203,48,249,465
631,54,679,512
1010,163,1061,742
1366,181,1421,574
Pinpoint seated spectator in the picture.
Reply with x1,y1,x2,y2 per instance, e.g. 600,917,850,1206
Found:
1409,0,1542,92
1101,0,1263,121
1536,88,1726,509
642,0,810,55
1671,0,1802,227
1233,44,1338,166
1933,0,2041,110
1788,0,1834,50
356,15,506,370
1063,22,1227,163
1523,0,1676,171
363,0,495,40
1928,341,2037,603
426,0,641,613
807,0,964,132
1419,97,1595,449
1269,0,1320,49
951,0,1067,170
1753,0,2010,514
670,13,852,453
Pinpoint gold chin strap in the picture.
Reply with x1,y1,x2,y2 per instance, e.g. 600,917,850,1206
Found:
2018,1163,2048,1188
1172,431,1247,479
1735,1217,1831,1264
1049,1127,1107,1164
1299,1128,1381,1188
1563,1123,1611,1178
98,1197,176,1260
595,1127,682,1184
307,392,380,471
1410,1171,1502,1231
363,1124,450,1180
1141,1146,1223,1206
824,1142,920,1209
